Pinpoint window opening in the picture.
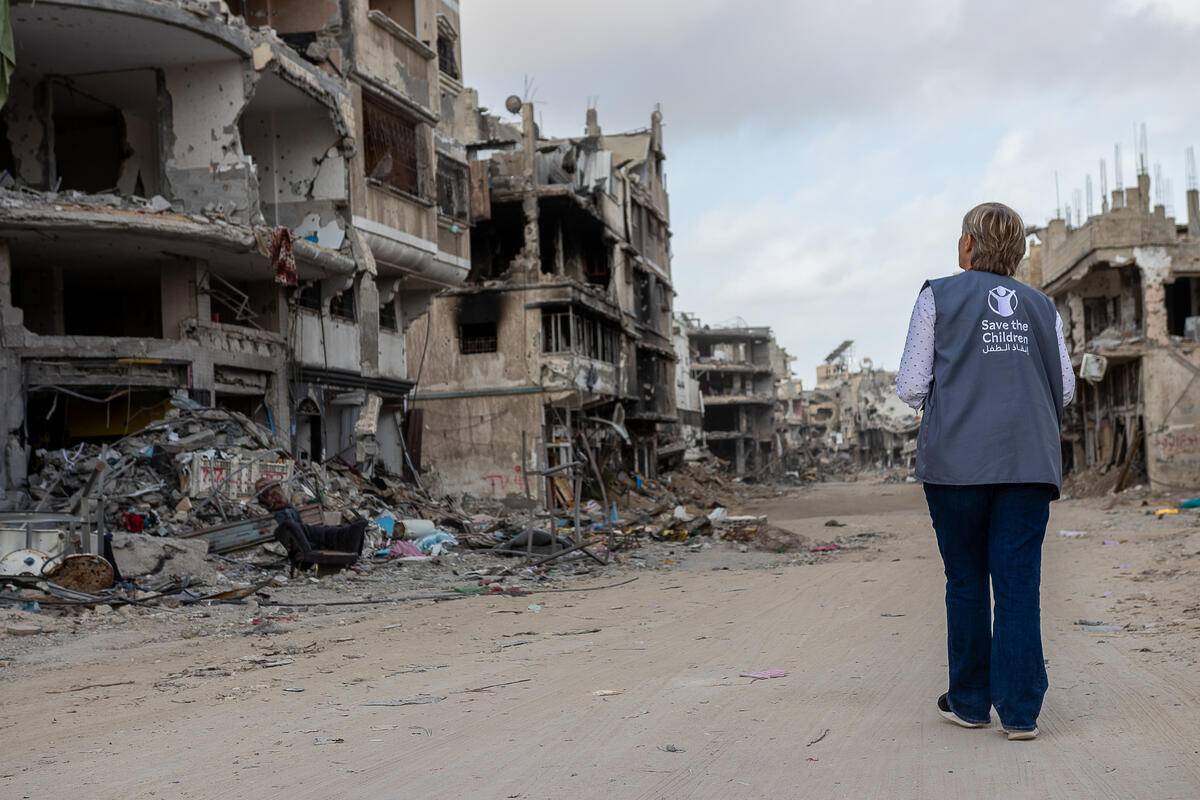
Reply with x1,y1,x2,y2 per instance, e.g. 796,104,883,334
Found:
298,282,322,312
364,98,422,196
437,155,469,220
380,299,398,331
459,322,497,354
330,288,356,321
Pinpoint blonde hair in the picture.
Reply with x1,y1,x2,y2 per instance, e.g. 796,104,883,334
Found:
962,202,1026,276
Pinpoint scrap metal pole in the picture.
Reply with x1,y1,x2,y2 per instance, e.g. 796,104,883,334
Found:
521,430,531,499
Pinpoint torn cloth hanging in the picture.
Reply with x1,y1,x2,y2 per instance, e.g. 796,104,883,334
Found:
269,226,298,287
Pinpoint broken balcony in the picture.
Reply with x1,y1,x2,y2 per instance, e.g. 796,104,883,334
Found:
240,70,349,249
1,233,312,447
539,304,622,400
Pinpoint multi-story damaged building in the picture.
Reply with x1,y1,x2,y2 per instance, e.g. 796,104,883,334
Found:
404,101,680,499
671,314,703,462
804,344,918,469
775,376,807,469
1023,161,1200,490
0,0,476,505
685,321,780,476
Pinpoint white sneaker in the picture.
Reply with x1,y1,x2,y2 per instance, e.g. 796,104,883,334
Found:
937,693,989,728
1004,728,1039,741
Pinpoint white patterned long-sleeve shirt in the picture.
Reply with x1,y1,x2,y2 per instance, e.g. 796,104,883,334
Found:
895,286,1076,411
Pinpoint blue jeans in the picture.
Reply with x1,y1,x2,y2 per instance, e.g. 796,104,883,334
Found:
924,483,1053,732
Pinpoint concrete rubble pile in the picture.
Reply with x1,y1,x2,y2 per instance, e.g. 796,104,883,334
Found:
5,403,794,621
28,399,299,533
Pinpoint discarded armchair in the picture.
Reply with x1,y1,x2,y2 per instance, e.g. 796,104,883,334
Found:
272,511,367,576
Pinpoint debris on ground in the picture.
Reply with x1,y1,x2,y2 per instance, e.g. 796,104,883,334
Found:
3,400,849,645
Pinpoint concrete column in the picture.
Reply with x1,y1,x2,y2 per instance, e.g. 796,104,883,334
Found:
1066,294,1085,352
348,227,380,376
45,266,65,336
161,258,203,338
520,102,541,279
1187,189,1200,237
0,239,13,310
1143,278,1169,344
356,276,381,376
0,241,28,498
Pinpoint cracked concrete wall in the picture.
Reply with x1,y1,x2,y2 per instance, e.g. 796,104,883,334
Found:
351,0,433,112
161,60,260,221
1143,347,1200,488
1134,245,1172,344
3,77,48,187
117,110,162,196
240,107,346,235
241,0,341,34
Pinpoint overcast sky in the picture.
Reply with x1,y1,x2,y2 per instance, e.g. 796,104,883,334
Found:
462,0,1200,384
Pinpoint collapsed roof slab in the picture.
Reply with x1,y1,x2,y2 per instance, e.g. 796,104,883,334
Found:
0,192,356,281
10,0,253,77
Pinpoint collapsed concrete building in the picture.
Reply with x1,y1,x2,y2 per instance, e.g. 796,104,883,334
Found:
775,375,807,470
803,342,918,470
0,0,477,507
672,313,704,459
1022,159,1200,490
404,101,681,499
684,320,781,476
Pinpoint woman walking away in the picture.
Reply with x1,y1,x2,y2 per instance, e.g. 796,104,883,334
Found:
895,202,1075,741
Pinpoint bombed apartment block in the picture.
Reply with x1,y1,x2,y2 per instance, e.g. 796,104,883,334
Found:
684,319,782,477
405,100,681,499
0,0,474,506
803,342,918,471
1022,144,1200,491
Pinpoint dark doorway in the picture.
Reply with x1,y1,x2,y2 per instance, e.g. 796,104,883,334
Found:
52,82,124,193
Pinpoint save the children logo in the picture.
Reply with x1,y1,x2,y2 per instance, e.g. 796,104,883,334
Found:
980,285,1030,355
988,286,1019,318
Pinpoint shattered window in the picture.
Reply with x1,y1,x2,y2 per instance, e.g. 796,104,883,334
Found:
364,98,422,197
460,322,498,354
437,35,460,79
541,306,617,363
330,288,356,322
542,309,573,353
380,299,398,331
437,155,469,220
298,283,322,312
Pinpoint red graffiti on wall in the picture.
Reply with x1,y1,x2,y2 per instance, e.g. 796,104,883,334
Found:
1156,430,1200,459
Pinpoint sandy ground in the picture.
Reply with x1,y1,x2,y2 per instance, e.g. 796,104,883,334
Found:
2,482,1199,799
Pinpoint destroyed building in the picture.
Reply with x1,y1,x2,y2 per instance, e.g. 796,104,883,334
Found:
0,0,476,506
672,313,703,460
685,319,781,476
775,376,807,470
404,102,681,499
1022,153,1200,490
804,342,918,470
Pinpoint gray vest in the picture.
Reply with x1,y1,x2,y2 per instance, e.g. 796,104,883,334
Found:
915,270,1064,494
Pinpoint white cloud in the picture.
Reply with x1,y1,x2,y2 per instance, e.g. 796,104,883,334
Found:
1120,0,1200,26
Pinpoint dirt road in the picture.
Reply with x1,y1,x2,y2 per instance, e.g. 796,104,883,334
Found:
3,483,1199,799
